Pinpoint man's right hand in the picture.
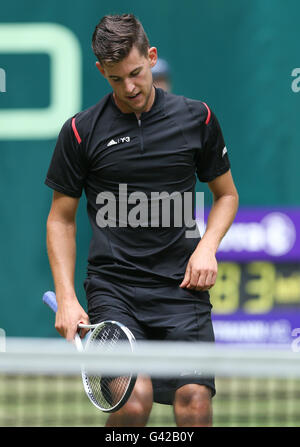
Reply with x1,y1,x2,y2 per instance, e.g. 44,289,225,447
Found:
55,297,90,341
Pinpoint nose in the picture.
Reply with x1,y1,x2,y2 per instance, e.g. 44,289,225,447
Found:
124,78,135,95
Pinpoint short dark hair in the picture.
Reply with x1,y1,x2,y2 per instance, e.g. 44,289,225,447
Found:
92,14,150,65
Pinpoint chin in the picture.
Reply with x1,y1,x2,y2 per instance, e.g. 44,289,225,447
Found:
127,101,147,113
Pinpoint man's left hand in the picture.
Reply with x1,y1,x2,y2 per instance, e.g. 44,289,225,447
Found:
179,246,218,291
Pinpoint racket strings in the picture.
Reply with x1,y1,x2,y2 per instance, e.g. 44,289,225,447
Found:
84,323,133,410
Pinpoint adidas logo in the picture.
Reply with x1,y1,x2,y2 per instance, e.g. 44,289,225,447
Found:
107,139,118,147
222,146,227,157
107,136,131,147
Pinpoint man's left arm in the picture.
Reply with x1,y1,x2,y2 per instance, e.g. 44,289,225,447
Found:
180,169,238,291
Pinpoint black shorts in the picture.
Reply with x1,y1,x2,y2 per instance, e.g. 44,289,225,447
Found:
84,275,216,405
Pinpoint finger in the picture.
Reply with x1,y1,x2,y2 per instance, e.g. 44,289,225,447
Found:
205,271,215,288
180,264,191,288
194,271,209,290
196,270,216,291
55,327,65,338
80,329,90,339
77,316,91,339
205,270,217,290
54,319,66,339
211,270,218,287
78,326,90,339
66,323,79,342
187,268,201,289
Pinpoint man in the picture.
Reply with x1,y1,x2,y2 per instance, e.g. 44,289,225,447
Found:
45,14,238,427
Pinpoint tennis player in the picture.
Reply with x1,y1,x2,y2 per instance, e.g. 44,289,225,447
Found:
45,14,238,427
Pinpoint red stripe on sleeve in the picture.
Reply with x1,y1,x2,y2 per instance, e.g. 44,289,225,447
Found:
202,102,211,125
72,117,82,144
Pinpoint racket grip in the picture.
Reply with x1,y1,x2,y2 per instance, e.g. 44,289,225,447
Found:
43,291,58,313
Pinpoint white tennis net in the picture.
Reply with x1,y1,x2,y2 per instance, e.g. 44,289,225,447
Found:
1,337,300,427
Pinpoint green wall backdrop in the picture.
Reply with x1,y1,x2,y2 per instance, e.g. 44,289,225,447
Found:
1,0,300,336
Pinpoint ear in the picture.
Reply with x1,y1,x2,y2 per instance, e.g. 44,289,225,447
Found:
148,47,158,68
95,61,106,77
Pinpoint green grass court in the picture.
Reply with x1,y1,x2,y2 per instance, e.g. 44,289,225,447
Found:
1,375,300,427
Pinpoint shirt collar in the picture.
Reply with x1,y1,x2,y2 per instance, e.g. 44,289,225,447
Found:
109,86,165,120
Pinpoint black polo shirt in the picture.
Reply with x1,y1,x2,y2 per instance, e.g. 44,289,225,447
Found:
45,88,230,286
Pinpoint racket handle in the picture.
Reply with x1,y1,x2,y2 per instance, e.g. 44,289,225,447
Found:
43,291,58,313
74,333,84,352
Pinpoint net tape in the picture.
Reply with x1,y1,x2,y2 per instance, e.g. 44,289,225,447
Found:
1,338,299,378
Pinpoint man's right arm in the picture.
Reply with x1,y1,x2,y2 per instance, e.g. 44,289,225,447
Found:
46,190,89,341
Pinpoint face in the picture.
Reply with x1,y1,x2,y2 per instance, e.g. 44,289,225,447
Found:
96,46,157,115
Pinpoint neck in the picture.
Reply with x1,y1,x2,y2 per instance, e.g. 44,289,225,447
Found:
143,85,156,113
113,85,156,118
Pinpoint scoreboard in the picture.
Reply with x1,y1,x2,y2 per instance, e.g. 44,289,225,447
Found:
211,262,300,315
204,208,300,345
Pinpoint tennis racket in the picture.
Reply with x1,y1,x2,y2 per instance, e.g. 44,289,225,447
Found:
42,290,136,413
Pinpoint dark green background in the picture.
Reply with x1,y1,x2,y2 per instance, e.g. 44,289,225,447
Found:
1,0,299,336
